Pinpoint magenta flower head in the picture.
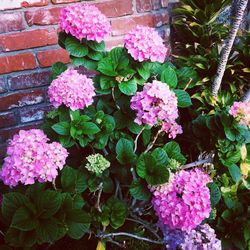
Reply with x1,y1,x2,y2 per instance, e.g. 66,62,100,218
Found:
152,169,211,231
161,223,221,250
130,80,182,138
0,129,68,188
48,68,95,111
229,101,250,129
124,25,168,63
59,3,111,42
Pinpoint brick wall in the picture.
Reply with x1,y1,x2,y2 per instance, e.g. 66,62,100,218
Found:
0,0,169,158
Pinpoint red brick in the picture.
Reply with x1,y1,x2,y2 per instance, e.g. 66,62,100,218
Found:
105,36,124,50
161,0,168,7
95,0,133,18
25,7,61,26
0,122,42,144
0,13,25,34
52,0,79,3
0,90,44,112
136,0,152,12
0,78,7,93
37,48,70,67
0,112,17,129
9,71,51,90
21,0,49,7
152,0,161,9
154,12,169,27
0,0,48,10
0,53,36,74
20,105,51,123
111,14,155,36
0,29,57,52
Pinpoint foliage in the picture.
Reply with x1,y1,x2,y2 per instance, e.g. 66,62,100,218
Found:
172,0,250,249
0,1,249,249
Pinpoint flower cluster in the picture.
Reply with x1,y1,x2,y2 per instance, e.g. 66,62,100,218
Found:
0,129,68,188
59,3,111,42
161,223,221,250
48,68,95,111
130,80,182,138
152,169,211,231
229,101,250,129
85,153,110,175
124,25,168,63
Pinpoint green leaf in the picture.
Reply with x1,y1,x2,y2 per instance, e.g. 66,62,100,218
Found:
2,192,30,223
174,89,192,108
66,209,91,223
136,154,169,185
87,41,105,52
176,67,198,89
36,190,62,219
224,127,236,141
61,166,77,193
228,164,242,183
130,180,151,201
11,207,37,231
118,79,137,96
52,122,70,135
104,196,127,229
116,138,136,165
161,66,178,88
100,76,115,90
128,121,143,134
142,129,151,146
37,218,66,244
71,57,97,70
98,57,117,76
109,47,129,71
137,62,151,80
207,182,221,207
65,37,88,57
51,62,67,77
151,148,169,166
163,141,186,164
87,50,103,61
145,163,169,185
67,222,89,239
82,122,100,135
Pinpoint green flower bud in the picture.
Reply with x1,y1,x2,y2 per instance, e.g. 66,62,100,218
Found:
85,153,110,175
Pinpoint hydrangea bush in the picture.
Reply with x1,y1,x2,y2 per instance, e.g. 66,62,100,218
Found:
0,3,249,250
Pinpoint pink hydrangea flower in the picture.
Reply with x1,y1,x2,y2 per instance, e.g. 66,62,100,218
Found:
59,3,111,42
124,25,168,63
229,101,250,129
48,68,95,111
152,169,211,231
130,80,182,138
0,129,68,188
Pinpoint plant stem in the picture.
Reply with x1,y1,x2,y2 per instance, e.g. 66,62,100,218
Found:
181,157,213,170
211,0,248,96
95,183,103,212
52,179,57,190
134,127,145,153
145,130,161,153
112,87,121,110
99,232,165,245
126,218,161,240
107,237,126,248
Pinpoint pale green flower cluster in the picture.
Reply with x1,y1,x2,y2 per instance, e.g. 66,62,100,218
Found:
85,153,110,175
168,158,181,171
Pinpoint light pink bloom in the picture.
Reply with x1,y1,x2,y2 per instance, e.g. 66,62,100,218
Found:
152,169,211,231
59,3,111,42
0,129,68,188
229,101,250,129
124,25,168,63
131,80,182,138
48,68,95,111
